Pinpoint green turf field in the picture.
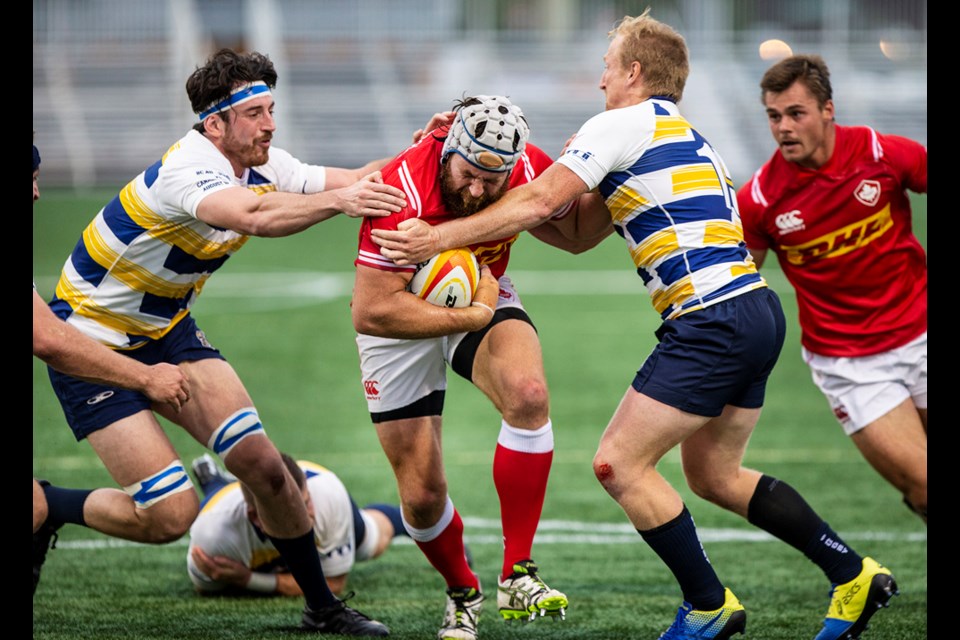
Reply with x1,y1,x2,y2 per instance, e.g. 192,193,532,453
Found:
32,189,927,639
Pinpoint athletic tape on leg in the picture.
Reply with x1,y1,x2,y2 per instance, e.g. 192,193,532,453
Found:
123,460,193,508
207,407,265,458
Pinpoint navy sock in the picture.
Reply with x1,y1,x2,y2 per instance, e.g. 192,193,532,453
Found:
41,482,92,528
639,506,725,610
748,475,861,584
803,522,863,585
350,498,367,549
268,530,338,610
364,503,408,537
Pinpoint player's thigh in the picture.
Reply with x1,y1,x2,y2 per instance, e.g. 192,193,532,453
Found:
87,410,184,486
599,387,707,469
850,398,927,487
85,409,199,516
470,319,547,417
157,358,255,445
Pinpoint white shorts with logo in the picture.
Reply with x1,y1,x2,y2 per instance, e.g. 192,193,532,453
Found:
803,331,927,436
357,275,525,414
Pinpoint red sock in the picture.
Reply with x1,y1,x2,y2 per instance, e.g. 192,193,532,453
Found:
494,443,552,579
413,508,477,590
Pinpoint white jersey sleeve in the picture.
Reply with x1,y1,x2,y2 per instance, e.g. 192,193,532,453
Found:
154,130,242,220
556,106,655,190
155,131,328,220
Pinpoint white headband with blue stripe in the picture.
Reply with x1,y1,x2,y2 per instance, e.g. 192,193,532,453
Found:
198,81,272,121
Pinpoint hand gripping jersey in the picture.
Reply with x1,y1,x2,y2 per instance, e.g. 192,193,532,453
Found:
557,98,766,320
355,126,554,278
738,125,927,357
49,130,328,349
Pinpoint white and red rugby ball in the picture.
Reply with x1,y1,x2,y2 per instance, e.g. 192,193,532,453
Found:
408,248,480,308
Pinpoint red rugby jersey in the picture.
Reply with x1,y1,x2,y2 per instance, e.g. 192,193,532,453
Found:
356,126,553,279
738,125,927,357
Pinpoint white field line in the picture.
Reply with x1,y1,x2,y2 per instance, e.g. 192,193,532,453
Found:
52,516,926,551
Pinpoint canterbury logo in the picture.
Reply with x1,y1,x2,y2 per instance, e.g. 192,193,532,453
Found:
833,405,850,424
780,205,893,265
86,390,115,405
774,210,804,235
363,380,379,397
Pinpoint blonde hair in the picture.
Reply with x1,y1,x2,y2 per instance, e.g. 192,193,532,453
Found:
609,8,689,102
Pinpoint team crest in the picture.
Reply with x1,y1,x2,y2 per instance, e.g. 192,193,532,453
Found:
195,329,213,349
854,180,881,207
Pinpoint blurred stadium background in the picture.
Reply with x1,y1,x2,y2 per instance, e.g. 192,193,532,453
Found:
33,0,925,189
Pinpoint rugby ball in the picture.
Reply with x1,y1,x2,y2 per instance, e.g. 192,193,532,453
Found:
408,248,480,308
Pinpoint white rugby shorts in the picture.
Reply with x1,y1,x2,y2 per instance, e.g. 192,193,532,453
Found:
803,331,927,435
356,275,525,414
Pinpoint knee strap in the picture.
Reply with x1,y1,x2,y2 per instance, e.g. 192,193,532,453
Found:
207,407,265,458
123,460,193,509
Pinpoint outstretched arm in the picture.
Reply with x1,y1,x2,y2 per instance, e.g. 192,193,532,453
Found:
371,163,590,265
527,191,614,254
196,171,407,237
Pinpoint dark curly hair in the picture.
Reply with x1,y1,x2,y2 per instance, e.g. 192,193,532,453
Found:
187,48,278,131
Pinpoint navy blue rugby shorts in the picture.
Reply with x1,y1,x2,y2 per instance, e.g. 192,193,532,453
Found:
47,314,225,441
632,287,786,417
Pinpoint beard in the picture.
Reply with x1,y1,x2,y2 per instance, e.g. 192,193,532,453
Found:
439,164,509,217
221,123,270,168
226,139,269,168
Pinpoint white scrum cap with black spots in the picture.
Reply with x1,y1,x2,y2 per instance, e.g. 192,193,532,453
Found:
441,95,530,173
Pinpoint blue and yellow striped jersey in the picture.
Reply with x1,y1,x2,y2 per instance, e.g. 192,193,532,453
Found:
558,98,766,320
